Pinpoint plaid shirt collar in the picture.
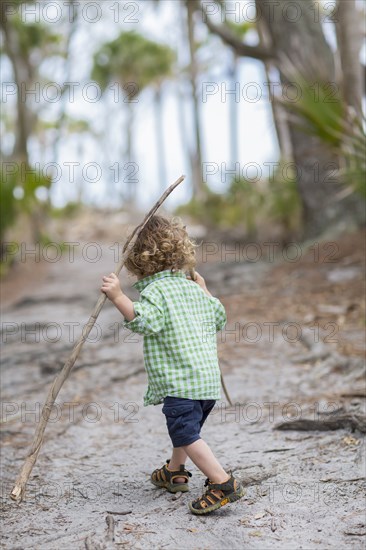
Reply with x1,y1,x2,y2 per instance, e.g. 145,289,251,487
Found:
133,269,186,292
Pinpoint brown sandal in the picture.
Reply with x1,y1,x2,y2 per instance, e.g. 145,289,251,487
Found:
151,459,192,493
189,472,245,514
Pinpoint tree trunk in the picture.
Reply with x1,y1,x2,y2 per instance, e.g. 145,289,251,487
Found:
0,8,45,243
185,0,205,200
51,0,79,168
255,0,364,237
335,0,364,117
229,53,240,167
176,78,192,193
154,87,168,192
0,13,29,164
256,16,293,161
125,101,135,205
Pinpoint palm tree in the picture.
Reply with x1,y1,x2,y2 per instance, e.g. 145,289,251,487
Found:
0,5,63,242
51,0,79,172
278,67,366,200
92,31,175,205
153,0,207,199
0,9,62,165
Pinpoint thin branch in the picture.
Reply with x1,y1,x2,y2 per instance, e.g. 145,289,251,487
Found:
198,0,274,62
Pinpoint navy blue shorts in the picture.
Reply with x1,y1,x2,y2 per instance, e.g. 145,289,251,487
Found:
162,396,216,448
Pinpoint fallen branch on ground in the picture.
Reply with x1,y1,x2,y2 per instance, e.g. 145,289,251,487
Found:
274,413,366,434
292,328,364,374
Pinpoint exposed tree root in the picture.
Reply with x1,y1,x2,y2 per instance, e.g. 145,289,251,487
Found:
275,413,366,434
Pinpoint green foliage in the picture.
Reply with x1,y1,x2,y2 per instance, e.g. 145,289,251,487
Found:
225,178,266,234
279,74,366,198
283,77,345,148
226,20,254,39
0,247,16,277
6,12,62,59
21,166,52,213
0,165,52,243
0,174,17,244
341,116,366,198
38,232,69,253
0,1,63,264
50,202,81,219
263,161,302,233
176,162,302,236
92,31,176,96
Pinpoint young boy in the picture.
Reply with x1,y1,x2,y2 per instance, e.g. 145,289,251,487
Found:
101,215,245,514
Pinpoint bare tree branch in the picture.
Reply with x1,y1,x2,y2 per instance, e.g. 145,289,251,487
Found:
198,0,274,61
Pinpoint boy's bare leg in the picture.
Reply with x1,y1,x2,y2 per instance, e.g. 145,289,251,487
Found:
169,447,188,469
168,447,187,483
183,439,230,484
168,447,188,483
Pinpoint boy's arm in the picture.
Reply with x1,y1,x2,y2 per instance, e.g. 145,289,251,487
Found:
101,273,165,335
101,273,136,321
112,294,136,321
187,271,212,296
209,296,227,332
187,271,227,331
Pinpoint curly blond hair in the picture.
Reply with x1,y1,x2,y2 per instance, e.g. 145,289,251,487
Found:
124,215,197,279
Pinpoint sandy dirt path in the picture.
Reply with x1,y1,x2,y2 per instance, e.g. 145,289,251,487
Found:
1,229,365,549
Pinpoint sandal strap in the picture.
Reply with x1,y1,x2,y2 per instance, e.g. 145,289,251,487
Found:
207,481,232,492
153,461,192,483
179,464,192,478
153,465,168,482
170,465,192,482
204,474,233,492
194,488,224,508
167,460,192,478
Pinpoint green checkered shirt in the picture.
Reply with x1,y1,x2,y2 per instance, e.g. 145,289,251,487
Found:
122,269,227,406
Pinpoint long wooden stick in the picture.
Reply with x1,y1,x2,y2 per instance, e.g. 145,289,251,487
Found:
10,175,186,503
220,373,233,407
